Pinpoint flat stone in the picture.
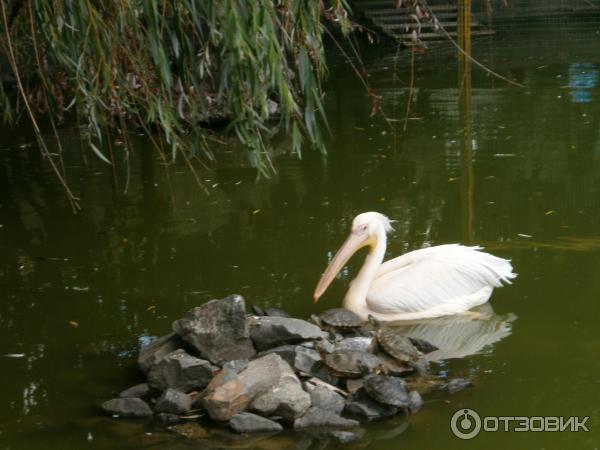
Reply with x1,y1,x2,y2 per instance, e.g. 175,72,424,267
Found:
138,333,183,374
304,383,345,415
172,295,256,365
250,375,311,421
148,349,215,392
101,397,153,418
249,316,327,351
229,412,283,433
344,390,398,421
257,344,298,367
155,389,192,414
201,353,304,421
119,383,151,399
445,378,473,394
408,390,424,413
294,407,359,429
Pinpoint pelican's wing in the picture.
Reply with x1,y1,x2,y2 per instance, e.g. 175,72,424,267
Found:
368,244,516,314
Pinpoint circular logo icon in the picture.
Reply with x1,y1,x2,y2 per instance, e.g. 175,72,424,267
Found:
451,408,482,440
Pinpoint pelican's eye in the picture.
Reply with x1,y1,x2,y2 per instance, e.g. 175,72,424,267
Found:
361,224,368,232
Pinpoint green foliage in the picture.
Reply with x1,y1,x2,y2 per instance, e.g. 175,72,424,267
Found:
0,0,351,180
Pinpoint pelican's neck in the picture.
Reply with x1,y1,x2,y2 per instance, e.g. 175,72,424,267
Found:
344,228,387,313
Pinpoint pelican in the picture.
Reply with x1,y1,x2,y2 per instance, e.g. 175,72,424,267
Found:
313,212,516,321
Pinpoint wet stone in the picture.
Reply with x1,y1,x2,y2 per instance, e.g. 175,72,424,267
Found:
101,397,153,418
168,422,210,439
155,389,192,415
229,412,283,433
445,378,473,394
138,332,183,374
249,316,327,351
172,295,256,365
119,383,151,399
148,349,215,392
258,344,298,367
156,413,184,425
294,407,359,429
328,430,360,445
408,390,424,413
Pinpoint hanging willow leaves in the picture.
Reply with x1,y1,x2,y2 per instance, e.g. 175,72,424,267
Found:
0,0,351,204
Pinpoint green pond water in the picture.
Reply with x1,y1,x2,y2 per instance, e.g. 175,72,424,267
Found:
1,20,600,450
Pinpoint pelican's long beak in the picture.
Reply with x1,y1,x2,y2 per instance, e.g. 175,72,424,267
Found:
313,231,370,303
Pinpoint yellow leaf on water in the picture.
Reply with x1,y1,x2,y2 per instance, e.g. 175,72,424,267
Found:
146,305,156,311
448,177,459,182
545,210,554,215
252,209,261,215
69,321,79,328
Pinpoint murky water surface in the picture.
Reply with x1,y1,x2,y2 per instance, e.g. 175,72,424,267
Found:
1,20,600,450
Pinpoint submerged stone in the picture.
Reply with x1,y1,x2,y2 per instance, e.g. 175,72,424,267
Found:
155,389,192,415
294,407,359,429
445,378,473,394
172,295,256,365
102,397,153,418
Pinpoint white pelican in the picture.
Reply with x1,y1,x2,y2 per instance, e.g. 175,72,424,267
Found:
313,212,516,321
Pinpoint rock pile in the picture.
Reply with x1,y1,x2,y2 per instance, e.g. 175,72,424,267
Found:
101,295,472,442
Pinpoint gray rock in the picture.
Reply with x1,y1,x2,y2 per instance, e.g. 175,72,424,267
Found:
119,383,151,399
101,397,153,418
229,413,283,433
138,333,183,374
294,407,359,429
201,353,304,421
147,349,214,392
408,390,424,413
172,295,256,365
257,344,298,367
304,383,345,415
155,389,192,414
249,316,327,351
445,378,473,394
344,390,398,421
328,430,360,444
250,375,311,421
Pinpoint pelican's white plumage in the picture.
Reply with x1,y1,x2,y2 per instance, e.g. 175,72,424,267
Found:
313,212,516,321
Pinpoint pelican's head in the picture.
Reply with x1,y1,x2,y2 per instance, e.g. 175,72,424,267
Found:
313,212,393,303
